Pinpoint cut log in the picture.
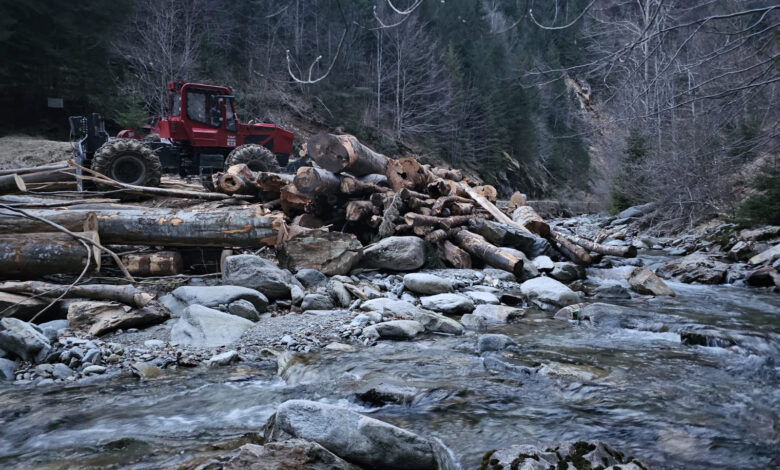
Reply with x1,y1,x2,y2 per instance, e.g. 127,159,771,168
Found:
121,251,184,276
0,163,69,177
563,232,637,258
359,173,390,186
431,168,463,181
431,195,472,216
403,212,472,230
546,230,592,265
0,231,101,279
0,174,26,195
216,173,255,196
280,184,313,214
425,178,451,197
257,172,294,192
457,183,534,236
0,291,50,320
451,230,522,276
511,205,550,237
439,240,472,269
307,132,389,175
294,166,342,195
385,157,426,191
0,281,153,308
473,185,498,203
508,191,526,210
425,229,449,243
449,202,473,215
345,201,376,222
340,175,390,195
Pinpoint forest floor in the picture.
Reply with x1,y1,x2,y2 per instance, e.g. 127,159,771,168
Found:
0,135,73,169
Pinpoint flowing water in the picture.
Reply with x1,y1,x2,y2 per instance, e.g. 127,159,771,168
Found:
1,255,778,469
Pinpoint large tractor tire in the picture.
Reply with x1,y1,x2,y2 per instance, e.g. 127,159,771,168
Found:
225,144,281,173
92,140,162,187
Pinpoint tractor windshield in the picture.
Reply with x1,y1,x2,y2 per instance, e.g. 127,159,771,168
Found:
225,97,236,131
186,90,207,123
169,93,181,117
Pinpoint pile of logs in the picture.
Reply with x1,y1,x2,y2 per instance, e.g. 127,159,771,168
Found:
0,132,636,319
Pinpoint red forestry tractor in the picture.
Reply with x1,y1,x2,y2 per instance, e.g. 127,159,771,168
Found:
69,81,294,189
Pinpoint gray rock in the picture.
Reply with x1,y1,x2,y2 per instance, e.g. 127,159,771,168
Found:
228,299,261,321
486,440,645,470
279,229,363,276
362,320,424,340
412,310,465,335
459,314,488,331
164,285,268,315
748,244,780,265
132,361,163,378
463,290,500,305
619,202,655,219
402,273,452,295
0,358,17,380
301,293,335,311
38,319,69,342
594,281,632,299
225,440,361,470
52,363,74,380
419,293,475,315
472,304,524,323
206,350,240,366
170,305,254,347
657,252,728,284
82,365,106,375
0,318,51,362
360,298,421,319
268,400,437,470
222,254,294,299
549,262,585,283
483,268,517,281
67,301,169,336
82,348,101,364
362,236,425,271
496,247,538,280
290,285,304,306
295,268,329,288
328,280,352,308
519,277,580,309
531,255,554,272
477,334,515,353
629,267,675,296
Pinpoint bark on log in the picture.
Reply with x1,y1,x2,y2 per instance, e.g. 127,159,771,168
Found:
425,229,449,243
431,195,472,216
359,174,390,186
280,184,312,214
0,205,142,233
385,157,426,191
307,132,389,175
0,231,101,279
511,205,550,237
431,168,463,181
294,166,342,195
216,173,255,196
457,183,534,235
473,185,498,203
403,212,472,230
0,174,26,195
0,163,69,177
451,230,522,276
546,230,592,265
0,281,154,308
257,172,294,192
345,201,376,222
564,232,637,258
121,251,184,276
0,291,49,320
439,240,472,269
340,175,390,195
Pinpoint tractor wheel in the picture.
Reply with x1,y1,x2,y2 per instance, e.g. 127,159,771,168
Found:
225,144,281,173
91,139,162,187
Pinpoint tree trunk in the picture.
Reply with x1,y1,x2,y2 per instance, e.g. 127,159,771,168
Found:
385,157,427,191
473,185,498,202
0,174,26,195
439,240,472,269
294,166,342,195
0,231,101,279
546,230,592,265
450,230,522,276
458,183,534,235
404,212,472,230
430,167,463,181
121,251,184,276
564,232,637,258
511,205,550,237
307,132,389,175
340,175,390,195
0,163,69,177
280,184,312,215
0,281,154,308
257,172,294,192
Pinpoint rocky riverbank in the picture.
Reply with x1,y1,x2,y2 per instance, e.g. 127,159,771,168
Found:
0,209,777,469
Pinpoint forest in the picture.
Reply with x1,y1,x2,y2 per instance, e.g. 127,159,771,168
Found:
0,0,777,226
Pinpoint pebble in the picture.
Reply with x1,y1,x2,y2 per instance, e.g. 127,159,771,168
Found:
82,365,106,375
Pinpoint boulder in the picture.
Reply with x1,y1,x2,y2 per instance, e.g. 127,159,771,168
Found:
496,247,538,280
170,305,254,348
463,290,500,305
362,320,424,340
267,400,437,470
412,310,465,335
279,229,363,276
628,268,675,296
746,266,779,288
0,318,51,362
228,299,261,321
222,255,294,299
531,255,554,272
206,350,240,366
360,298,422,319
0,357,17,380
459,314,488,331
748,244,780,265
476,334,515,353
162,285,268,315
362,236,425,271
740,226,780,241
657,252,728,284
549,262,585,283
618,202,655,219
402,273,452,295
419,293,475,315
67,301,169,336
38,319,69,342
727,240,754,261
594,281,632,299
301,293,335,312
327,280,352,307
295,269,329,288
519,277,580,309
471,304,524,323
225,440,361,470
